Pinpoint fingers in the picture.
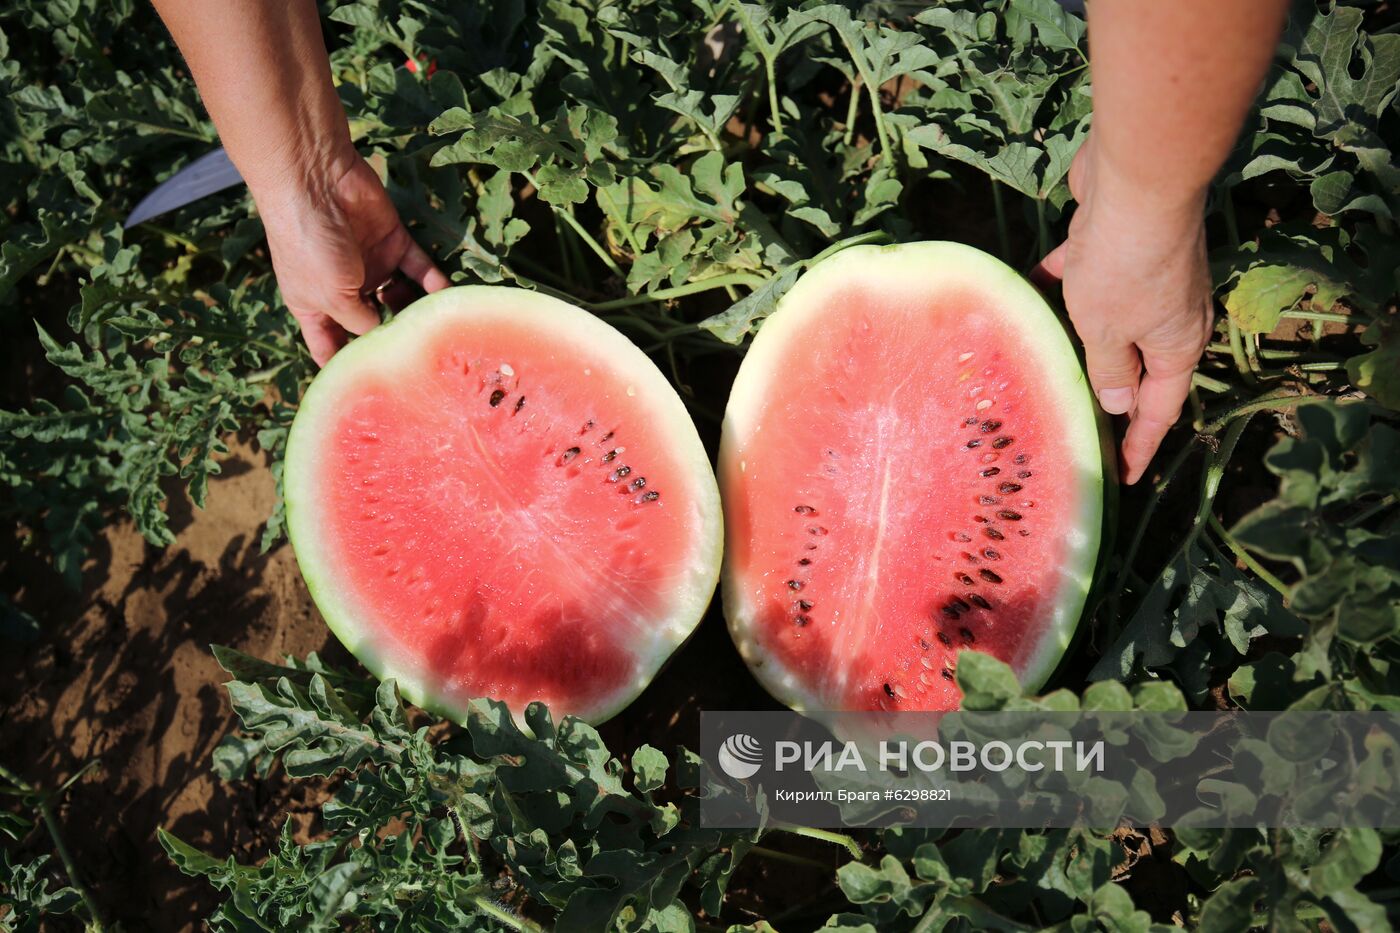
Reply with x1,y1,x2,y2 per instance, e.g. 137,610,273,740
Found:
326,290,381,336
294,311,350,368
1083,338,1142,416
1031,240,1068,287
1121,361,1194,485
398,234,450,293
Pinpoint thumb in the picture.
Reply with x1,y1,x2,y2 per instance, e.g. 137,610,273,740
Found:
1030,240,1068,289
326,289,383,337
1082,338,1142,416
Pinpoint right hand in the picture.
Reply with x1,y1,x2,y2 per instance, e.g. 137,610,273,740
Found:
257,147,448,366
1035,134,1216,485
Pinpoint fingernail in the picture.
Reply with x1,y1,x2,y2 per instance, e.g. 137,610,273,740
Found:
1097,387,1134,415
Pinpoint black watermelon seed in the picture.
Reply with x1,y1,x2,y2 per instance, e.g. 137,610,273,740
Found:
985,527,1005,541
561,447,580,463
949,596,971,613
919,638,932,650
513,396,526,413
609,465,632,482
941,603,963,618
959,626,976,642
980,467,1001,477
983,548,1001,560
629,477,646,490
798,557,812,566
997,510,1022,521
966,439,983,448
963,417,978,426
980,419,1002,433
1019,529,1031,537
978,495,1002,506
956,572,975,586
979,569,1003,584
796,599,813,611
809,526,828,536
1013,453,1028,464
969,594,991,610
941,668,955,681
602,448,619,462
991,436,1014,449
883,683,896,699
488,389,506,407
937,632,953,647
795,505,817,514
1018,470,1032,479
580,419,595,434
787,580,804,591
640,490,660,502
795,614,811,627
999,482,1023,494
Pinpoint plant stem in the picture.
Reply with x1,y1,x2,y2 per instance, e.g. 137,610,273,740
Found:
1208,513,1290,600
1226,317,1257,385
749,844,832,870
523,170,622,279
468,895,546,933
1188,385,1205,432
865,77,891,159
991,178,1011,262
588,273,767,311
843,77,862,147
0,763,107,931
773,823,863,859
1344,494,1396,528
1108,436,1202,610
1034,197,1050,259
140,222,202,254
1191,372,1233,393
1280,308,1351,325
764,56,784,136
1202,390,1313,434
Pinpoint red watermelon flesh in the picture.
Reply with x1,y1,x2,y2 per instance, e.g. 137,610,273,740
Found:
286,287,722,724
720,242,1103,712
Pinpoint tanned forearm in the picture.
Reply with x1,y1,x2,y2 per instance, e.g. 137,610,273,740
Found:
150,0,446,366
149,0,354,208
1086,0,1289,225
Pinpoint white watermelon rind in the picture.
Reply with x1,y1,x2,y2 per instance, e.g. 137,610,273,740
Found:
719,242,1104,712
285,286,723,726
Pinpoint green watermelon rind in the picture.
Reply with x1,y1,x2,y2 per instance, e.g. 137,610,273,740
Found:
285,286,724,726
719,242,1105,711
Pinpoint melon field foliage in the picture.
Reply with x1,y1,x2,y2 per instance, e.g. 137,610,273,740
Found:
1,0,1399,930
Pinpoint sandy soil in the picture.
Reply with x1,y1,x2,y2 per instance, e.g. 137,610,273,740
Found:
1,442,342,928
0,425,783,929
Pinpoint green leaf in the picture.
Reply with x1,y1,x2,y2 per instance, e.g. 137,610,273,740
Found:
1224,264,1345,334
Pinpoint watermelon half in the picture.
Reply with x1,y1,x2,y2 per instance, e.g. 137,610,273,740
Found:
286,286,722,724
719,242,1104,712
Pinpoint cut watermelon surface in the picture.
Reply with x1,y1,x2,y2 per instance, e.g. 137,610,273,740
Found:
286,287,722,724
720,242,1104,712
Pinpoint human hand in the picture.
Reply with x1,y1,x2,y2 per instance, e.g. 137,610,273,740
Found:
257,149,449,366
1035,134,1215,485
